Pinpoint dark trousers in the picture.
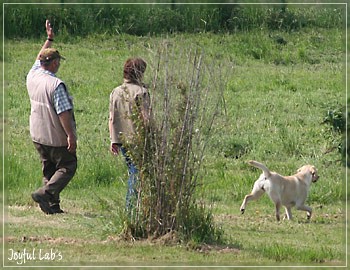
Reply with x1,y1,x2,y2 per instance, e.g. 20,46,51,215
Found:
33,142,77,205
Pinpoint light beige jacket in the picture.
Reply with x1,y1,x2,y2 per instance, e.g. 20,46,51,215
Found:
109,80,150,144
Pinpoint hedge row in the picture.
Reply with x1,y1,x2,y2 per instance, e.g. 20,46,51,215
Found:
4,3,344,38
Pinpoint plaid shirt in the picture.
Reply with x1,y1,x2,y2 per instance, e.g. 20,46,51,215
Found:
31,60,72,114
53,84,73,114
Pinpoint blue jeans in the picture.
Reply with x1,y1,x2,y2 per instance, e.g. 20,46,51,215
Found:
119,147,138,210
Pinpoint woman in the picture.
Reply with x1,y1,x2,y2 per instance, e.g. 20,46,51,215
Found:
109,58,150,210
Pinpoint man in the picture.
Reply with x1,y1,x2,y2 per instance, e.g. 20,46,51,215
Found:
26,20,77,214
109,58,150,210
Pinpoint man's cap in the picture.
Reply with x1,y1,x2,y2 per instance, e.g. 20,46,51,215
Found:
39,48,65,62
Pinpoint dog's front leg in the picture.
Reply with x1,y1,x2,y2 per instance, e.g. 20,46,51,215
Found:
284,207,292,220
240,197,248,214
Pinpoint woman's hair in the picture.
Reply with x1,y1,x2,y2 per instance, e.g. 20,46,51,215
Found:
123,58,147,84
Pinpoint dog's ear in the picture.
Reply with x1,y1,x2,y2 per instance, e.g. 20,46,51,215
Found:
296,166,304,173
310,166,319,182
296,165,308,174
310,166,318,176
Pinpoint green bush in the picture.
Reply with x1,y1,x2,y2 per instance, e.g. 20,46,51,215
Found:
118,41,231,241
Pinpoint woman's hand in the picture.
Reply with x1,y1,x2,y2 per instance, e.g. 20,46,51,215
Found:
110,143,120,155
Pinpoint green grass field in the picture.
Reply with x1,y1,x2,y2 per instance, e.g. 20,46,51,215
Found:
4,26,347,268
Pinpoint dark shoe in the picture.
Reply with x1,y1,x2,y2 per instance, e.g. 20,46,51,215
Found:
50,204,64,214
31,192,53,214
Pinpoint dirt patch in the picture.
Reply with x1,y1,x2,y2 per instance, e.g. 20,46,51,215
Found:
4,235,82,244
192,243,240,254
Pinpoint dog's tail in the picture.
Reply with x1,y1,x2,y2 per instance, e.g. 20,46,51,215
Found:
248,160,272,178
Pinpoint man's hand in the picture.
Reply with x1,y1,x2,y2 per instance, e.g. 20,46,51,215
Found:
36,19,55,60
46,20,54,40
67,135,77,153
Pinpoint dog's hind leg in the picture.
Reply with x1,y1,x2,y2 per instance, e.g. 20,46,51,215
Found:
297,205,312,220
275,201,282,221
240,182,265,214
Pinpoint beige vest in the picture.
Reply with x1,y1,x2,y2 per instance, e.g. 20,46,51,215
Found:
27,68,75,147
109,81,150,144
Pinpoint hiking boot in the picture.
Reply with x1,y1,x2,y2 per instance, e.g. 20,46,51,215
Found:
31,192,53,214
50,204,64,214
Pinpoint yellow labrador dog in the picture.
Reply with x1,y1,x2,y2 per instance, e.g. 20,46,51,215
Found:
240,160,319,221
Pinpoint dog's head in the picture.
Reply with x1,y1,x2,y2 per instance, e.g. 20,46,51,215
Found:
297,165,319,183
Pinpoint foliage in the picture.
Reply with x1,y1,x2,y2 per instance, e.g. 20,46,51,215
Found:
323,105,350,167
322,106,348,167
323,108,346,133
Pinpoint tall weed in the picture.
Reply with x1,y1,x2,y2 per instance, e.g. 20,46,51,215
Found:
120,41,232,241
